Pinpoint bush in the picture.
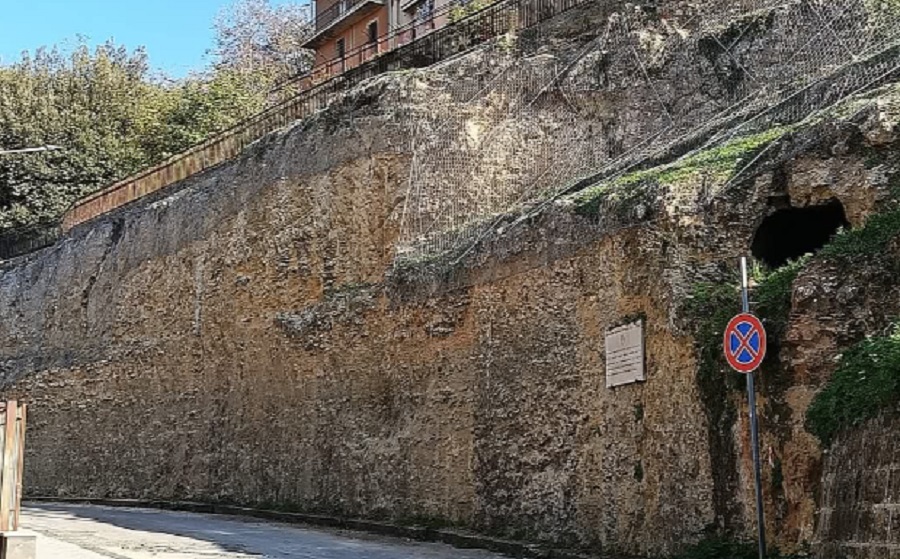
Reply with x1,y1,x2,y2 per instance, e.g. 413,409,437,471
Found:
806,323,900,446
819,209,900,260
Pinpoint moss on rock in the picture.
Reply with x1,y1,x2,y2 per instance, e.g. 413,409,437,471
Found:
819,209,900,261
573,127,793,218
753,257,808,340
806,323,900,446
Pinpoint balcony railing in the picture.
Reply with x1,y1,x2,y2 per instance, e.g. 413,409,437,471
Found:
315,0,383,32
277,0,466,100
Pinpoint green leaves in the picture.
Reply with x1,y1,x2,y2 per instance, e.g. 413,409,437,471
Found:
684,281,743,391
0,42,150,229
140,68,271,161
806,324,900,446
753,256,808,340
672,538,758,559
0,0,314,237
819,209,900,260
0,42,277,233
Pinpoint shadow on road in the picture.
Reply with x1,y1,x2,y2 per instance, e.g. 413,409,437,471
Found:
23,502,505,559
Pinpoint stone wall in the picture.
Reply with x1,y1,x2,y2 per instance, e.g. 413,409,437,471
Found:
781,207,900,558
0,71,739,554
816,415,900,559
0,137,725,554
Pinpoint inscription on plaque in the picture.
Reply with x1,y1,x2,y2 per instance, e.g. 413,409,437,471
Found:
605,320,645,387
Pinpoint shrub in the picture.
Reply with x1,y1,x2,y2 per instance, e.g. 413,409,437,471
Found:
806,323,900,446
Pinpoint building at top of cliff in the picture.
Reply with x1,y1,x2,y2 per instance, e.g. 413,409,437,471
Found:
302,0,465,79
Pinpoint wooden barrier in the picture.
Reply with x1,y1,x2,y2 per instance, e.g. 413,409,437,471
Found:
0,401,26,533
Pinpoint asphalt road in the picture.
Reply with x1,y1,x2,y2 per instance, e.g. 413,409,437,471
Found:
21,503,507,559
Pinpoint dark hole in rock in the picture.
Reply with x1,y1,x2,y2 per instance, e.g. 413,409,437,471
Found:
751,198,849,268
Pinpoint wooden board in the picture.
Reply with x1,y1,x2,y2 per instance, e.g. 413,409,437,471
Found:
0,400,17,531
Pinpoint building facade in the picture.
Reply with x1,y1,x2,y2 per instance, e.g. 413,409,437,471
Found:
303,0,459,80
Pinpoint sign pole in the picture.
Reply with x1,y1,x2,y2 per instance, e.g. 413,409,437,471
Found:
741,257,767,559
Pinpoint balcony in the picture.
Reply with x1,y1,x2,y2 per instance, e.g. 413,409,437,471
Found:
305,0,385,47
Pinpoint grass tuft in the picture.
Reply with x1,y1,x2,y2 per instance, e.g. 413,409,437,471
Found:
819,209,900,260
684,281,743,391
670,537,804,559
805,323,900,446
671,538,758,559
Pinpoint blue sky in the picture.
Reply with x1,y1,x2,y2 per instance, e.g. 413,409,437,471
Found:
0,0,300,78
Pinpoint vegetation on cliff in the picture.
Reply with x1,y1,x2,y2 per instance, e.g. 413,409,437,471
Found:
573,127,792,218
685,281,741,388
752,257,808,340
683,171,900,449
685,257,805,391
806,323,900,445
819,209,900,261
672,538,761,559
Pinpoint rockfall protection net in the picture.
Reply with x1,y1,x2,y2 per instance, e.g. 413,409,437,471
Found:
392,0,900,279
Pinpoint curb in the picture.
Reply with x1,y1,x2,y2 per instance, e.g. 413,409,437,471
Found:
24,497,611,559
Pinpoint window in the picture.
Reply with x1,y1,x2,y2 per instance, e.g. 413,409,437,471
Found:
416,0,434,23
367,21,378,45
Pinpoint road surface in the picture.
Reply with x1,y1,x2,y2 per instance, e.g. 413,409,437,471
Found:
21,503,507,559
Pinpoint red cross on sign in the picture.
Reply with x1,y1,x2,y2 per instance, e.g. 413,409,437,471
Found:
723,313,767,373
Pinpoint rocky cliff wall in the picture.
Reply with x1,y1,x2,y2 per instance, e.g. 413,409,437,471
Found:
1,1,899,557
0,129,724,553
817,415,900,559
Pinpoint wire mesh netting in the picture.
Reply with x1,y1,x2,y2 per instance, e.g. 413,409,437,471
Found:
393,0,900,278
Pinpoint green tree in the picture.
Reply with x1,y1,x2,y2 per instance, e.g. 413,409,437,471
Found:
142,69,271,161
0,41,160,230
0,0,315,239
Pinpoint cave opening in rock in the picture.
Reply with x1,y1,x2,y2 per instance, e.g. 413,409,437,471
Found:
751,198,849,268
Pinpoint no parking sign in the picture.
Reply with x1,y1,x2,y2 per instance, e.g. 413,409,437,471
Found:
723,312,767,373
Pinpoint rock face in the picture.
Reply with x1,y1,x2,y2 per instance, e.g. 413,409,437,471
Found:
817,415,900,559
0,1,899,557
783,235,900,557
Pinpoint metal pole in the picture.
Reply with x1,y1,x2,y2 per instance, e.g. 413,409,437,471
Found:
741,257,766,559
